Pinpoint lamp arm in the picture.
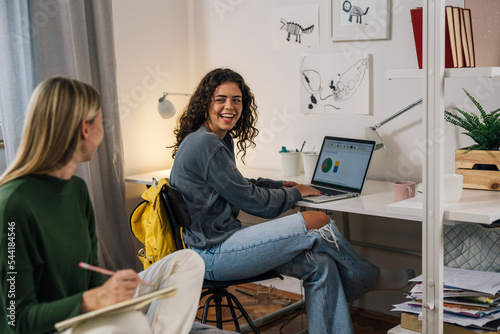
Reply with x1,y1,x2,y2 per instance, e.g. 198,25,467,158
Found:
159,92,191,102
370,98,423,130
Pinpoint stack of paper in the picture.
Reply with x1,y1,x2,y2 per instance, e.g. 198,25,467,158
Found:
392,267,500,331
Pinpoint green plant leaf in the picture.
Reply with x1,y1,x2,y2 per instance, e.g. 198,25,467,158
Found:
444,89,500,151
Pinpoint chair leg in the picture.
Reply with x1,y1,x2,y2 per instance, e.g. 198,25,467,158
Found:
225,296,241,332
201,294,215,324
225,292,260,334
214,296,223,329
200,288,260,333
202,293,226,330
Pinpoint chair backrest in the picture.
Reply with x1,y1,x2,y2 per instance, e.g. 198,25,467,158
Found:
159,183,191,250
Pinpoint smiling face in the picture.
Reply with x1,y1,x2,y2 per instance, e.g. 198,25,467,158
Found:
204,82,243,139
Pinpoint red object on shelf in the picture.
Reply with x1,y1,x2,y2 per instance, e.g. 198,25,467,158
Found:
410,7,460,69
410,7,423,69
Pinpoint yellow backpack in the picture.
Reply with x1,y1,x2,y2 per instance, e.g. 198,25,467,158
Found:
130,178,177,269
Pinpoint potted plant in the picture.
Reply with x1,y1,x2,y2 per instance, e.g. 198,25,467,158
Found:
444,88,500,190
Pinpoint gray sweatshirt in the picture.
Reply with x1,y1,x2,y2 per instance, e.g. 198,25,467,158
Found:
170,125,302,249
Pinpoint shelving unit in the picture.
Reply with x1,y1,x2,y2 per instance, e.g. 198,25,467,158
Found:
387,2,500,334
386,67,500,80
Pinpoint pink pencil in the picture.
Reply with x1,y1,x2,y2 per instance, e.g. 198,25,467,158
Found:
79,262,153,286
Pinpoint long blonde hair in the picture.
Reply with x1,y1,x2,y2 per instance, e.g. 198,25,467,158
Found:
0,76,101,187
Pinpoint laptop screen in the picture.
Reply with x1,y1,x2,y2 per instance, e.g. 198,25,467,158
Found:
311,137,375,192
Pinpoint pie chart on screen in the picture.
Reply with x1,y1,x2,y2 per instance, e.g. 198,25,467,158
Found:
321,158,332,173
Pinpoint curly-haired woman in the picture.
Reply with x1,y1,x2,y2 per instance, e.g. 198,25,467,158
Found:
169,68,412,334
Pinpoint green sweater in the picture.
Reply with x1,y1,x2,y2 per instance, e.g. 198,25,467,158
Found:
0,174,105,334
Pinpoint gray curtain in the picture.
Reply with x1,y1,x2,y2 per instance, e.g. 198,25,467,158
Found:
0,0,34,162
1,0,137,270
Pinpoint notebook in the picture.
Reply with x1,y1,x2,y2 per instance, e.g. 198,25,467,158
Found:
302,136,375,203
55,286,177,332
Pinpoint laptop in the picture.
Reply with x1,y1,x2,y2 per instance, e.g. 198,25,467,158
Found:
302,136,376,203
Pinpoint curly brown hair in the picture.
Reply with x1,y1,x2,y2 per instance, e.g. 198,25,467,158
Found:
170,68,259,162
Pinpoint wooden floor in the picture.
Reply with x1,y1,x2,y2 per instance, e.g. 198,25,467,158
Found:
196,283,400,333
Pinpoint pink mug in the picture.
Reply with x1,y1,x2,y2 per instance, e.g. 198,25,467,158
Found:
393,181,417,202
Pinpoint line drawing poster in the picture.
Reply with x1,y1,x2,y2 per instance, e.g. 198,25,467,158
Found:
331,0,390,41
338,0,375,26
273,5,319,49
300,53,371,114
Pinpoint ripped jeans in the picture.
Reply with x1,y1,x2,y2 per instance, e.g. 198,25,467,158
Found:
190,212,380,334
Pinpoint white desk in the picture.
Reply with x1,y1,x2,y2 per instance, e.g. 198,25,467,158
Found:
126,168,409,216
125,169,172,186
125,167,422,256
126,167,500,257
126,168,416,218
126,167,500,225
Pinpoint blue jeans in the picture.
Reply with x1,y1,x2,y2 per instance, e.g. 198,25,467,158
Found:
190,212,380,334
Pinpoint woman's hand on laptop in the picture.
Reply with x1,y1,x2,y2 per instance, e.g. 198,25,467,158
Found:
293,184,322,198
283,181,299,188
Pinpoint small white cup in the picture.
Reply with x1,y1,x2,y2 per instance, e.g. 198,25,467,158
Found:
280,152,301,177
444,173,463,203
301,151,319,180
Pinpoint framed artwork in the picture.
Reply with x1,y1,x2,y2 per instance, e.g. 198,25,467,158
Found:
331,0,391,41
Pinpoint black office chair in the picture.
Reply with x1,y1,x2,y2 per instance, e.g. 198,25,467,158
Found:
160,183,283,333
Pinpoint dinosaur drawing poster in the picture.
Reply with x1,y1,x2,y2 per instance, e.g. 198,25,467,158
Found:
299,53,371,114
331,0,390,41
272,5,319,49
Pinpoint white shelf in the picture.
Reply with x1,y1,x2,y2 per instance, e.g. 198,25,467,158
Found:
388,325,420,334
386,67,500,80
446,67,500,78
386,189,500,225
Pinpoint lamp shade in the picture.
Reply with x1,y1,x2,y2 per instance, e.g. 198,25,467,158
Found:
158,93,177,119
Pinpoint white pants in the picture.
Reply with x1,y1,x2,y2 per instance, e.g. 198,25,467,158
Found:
65,249,205,334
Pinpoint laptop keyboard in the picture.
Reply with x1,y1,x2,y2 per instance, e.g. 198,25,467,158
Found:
311,186,345,197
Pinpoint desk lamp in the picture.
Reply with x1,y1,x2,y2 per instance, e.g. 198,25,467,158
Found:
370,98,423,154
158,92,190,119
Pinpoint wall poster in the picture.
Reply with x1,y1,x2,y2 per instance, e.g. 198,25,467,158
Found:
273,5,319,49
300,53,371,114
331,0,391,41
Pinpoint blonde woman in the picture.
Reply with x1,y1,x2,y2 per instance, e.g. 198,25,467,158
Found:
0,77,229,334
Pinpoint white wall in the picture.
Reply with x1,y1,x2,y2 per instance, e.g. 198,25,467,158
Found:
189,0,488,181
112,0,192,216
112,0,500,315
113,0,500,186
112,0,190,176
